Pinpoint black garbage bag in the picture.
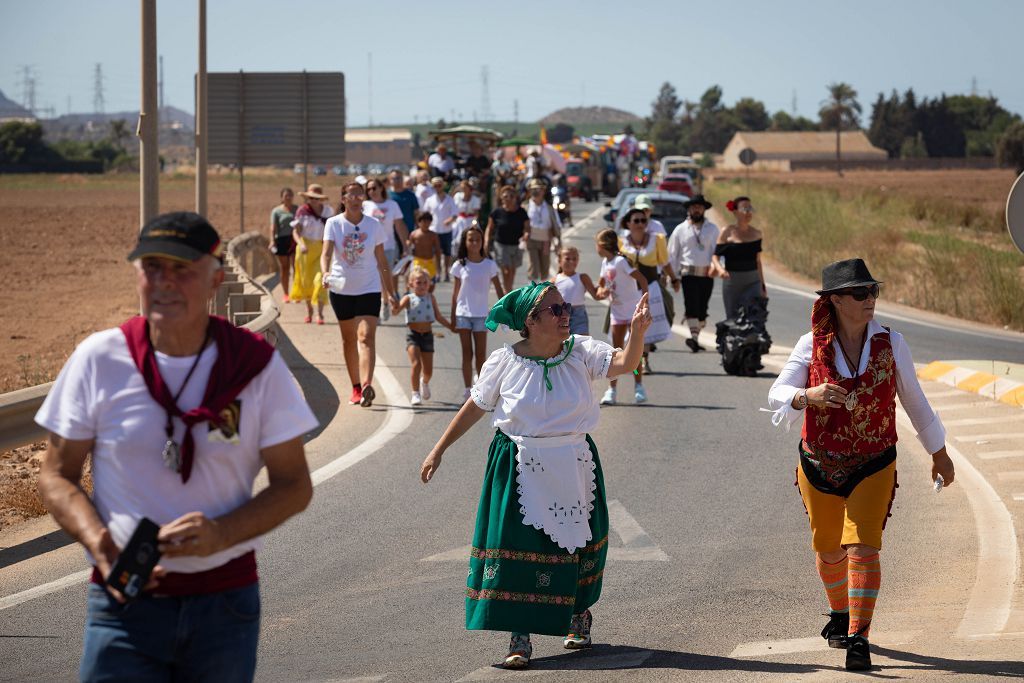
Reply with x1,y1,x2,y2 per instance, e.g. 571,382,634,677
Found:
715,297,772,377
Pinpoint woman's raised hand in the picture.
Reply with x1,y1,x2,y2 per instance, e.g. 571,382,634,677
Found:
631,292,652,334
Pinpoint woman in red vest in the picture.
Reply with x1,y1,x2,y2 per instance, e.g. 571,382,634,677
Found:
768,258,955,672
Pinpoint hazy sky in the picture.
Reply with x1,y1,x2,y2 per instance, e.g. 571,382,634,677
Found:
2,0,1022,125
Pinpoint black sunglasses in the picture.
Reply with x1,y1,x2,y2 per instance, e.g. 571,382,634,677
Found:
630,217,649,224
836,284,880,301
536,302,573,318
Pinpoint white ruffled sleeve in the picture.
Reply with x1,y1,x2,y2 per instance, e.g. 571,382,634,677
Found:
891,330,947,454
578,336,617,380
766,333,812,431
470,347,508,411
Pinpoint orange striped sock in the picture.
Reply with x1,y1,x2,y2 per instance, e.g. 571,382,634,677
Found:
848,553,881,637
816,555,849,614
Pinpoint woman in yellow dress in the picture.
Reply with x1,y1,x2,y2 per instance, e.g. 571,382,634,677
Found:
290,184,334,323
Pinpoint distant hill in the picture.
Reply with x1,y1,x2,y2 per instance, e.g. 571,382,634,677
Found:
46,106,194,130
0,89,32,119
539,106,641,126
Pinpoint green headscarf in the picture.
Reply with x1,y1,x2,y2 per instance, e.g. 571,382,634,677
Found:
485,281,553,332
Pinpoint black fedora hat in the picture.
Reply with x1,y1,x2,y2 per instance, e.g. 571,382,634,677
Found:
816,258,882,295
684,194,713,209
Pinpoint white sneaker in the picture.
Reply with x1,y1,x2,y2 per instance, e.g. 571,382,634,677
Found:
421,379,431,400
463,387,472,401
600,387,617,405
410,391,422,406
634,384,648,404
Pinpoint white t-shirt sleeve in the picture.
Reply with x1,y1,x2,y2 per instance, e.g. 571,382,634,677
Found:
389,201,403,223
617,257,636,278
470,196,481,211
35,334,103,440
373,219,386,247
578,336,616,380
486,259,499,280
470,349,508,412
322,216,340,244
256,352,319,449
450,261,466,280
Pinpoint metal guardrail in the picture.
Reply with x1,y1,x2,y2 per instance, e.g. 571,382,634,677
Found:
0,232,280,452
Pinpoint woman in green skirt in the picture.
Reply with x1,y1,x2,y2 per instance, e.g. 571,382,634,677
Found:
421,281,651,668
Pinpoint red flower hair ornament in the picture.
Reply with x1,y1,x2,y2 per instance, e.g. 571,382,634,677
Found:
726,199,737,212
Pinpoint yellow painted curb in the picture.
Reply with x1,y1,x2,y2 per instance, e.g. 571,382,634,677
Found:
918,361,957,381
999,386,1024,408
957,372,999,393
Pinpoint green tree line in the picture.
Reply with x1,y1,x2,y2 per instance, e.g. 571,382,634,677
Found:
0,120,134,170
645,82,1024,172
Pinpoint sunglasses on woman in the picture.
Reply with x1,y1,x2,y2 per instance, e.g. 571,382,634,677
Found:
537,302,573,318
836,284,880,301
630,217,648,225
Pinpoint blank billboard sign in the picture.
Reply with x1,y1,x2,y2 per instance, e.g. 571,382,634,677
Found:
205,71,345,166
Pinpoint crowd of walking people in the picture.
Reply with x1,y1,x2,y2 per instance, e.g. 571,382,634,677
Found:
25,140,958,680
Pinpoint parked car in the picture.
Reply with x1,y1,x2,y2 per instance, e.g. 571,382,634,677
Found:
605,189,690,235
313,166,326,176
332,165,346,176
293,164,305,174
657,173,694,196
367,163,387,176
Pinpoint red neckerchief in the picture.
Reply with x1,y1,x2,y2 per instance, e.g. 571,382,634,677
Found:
808,296,838,387
295,203,326,224
120,315,274,483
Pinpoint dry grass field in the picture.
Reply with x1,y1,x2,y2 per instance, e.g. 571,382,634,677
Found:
706,168,1024,331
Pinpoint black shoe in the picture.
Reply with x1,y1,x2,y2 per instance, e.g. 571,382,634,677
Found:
845,634,872,671
821,612,849,649
685,338,699,353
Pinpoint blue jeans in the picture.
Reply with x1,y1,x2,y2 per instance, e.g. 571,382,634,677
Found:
80,582,260,682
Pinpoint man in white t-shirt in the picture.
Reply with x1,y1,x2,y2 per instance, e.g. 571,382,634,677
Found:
422,176,458,281
524,178,562,281
666,194,720,351
428,143,455,177
36,212,318,681
414,169,436,207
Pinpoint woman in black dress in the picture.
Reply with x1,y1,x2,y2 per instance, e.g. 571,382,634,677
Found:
711,196,766,319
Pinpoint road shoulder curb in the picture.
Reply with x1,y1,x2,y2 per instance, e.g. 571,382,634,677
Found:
918,361,1024,408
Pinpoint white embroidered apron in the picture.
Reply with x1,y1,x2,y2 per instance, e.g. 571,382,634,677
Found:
508,433,596,554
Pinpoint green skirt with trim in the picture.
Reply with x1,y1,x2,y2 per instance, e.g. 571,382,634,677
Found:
466,429,609,636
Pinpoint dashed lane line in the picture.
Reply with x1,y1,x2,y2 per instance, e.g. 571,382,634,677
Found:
978,451,1024,460
0,358,411,612
946,416,1020,427
955,433,1024,442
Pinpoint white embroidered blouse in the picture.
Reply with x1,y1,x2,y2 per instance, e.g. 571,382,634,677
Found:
470,335,616,437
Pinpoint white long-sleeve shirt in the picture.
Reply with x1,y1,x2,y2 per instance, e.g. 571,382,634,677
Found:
767,320,946,455
667,218,719,270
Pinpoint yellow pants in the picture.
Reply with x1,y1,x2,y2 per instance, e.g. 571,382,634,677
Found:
412,256,438,280
291,238,326,304
797,461,897,552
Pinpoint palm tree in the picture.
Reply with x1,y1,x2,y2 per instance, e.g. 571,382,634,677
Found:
819,83,862,176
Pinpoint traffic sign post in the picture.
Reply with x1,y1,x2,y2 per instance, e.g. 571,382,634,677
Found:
739,147,757,195
1007,171,1024,254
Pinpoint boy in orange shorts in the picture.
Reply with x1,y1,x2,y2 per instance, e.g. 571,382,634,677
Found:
407,211,441,290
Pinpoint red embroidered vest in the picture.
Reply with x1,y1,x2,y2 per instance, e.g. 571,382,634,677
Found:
802,330,898,455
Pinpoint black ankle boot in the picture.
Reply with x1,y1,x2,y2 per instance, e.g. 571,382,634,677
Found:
820,612,849,649
845,634,872,671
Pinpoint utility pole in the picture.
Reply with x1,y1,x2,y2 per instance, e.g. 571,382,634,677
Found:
513,99,519,125
791,89,797,116
93,63,105,114
159,54,165,111
367,52,373,127
139,0,159,226
196,0,208,216
480,65,492,122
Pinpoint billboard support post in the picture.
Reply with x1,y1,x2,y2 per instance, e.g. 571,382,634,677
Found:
139,0,159,226
195,0,207,216
238,70,245,235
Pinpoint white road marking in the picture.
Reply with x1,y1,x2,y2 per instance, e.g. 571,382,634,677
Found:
978,451,1024,460
457,649,653,681
420,500,668,562
1013,494,1024,502
947,416,1019,427
0,356,411,612
606,499,669,561
730,630,919,658
0,569,91,612
925,388,970,399
929,400,1001,412
954,433,1024,442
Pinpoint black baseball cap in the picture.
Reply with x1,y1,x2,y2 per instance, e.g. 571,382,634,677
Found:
128,212,224,263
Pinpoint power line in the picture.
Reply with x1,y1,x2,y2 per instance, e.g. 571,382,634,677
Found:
18,65,36,115
93,63,105,114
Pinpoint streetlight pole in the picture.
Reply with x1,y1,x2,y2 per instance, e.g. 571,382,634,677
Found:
139,0,159,226
195,0,208,216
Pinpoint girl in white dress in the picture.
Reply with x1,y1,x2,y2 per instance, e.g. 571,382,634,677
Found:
421,282,651,669
554,246,601,336
594,229,648,405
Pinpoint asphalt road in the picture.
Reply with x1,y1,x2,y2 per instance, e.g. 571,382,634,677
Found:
1,198,1022,682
